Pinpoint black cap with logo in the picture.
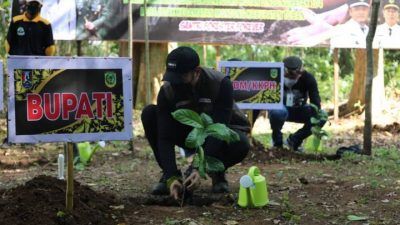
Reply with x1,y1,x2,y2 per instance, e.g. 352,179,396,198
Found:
283,56,302,70
348,0,370,8
162,46,200,84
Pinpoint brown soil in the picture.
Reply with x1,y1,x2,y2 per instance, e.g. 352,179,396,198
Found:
0,175,121,225
1,119,400,224
244,138,340,164
355,122,400,134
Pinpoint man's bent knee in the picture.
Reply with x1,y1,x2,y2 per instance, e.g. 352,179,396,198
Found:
268,109,288,121
141,104,157,122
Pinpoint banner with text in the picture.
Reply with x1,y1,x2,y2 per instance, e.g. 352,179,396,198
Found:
10,0,400,48
219,61,284,110
7,56,133,143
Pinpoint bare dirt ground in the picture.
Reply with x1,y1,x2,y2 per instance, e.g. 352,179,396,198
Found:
0,103,400,225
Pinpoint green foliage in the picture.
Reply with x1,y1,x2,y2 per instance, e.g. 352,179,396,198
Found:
55,40,120,57
171,109,239,178
171,109,204,128
192,155,225,173
0,0,11,59
56,210,66,218
383,50,400,95
308,104,328,152
281,192,301,223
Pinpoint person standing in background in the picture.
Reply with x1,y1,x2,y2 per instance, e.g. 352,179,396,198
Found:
330,0,370,48
374,0,400,48
5,0,55,56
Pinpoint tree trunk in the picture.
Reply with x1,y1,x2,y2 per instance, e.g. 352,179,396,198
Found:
340,48,382,117
364,0,380,155
133,43,168,109
341,49,367,116
119,41,129,57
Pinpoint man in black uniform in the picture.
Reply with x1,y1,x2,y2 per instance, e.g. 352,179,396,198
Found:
268,56,326,151
141,47,250,199
3,0,54,147
5,0,55,56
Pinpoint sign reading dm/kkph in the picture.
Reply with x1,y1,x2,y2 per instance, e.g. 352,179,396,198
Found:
7,57,133,143
219,61,284,110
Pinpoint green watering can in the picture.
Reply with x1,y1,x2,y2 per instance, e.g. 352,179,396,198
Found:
77,141,106,164
238,166,269,208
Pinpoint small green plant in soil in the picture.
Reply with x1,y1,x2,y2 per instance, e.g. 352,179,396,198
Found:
56,210,66,218
171,109,240,178
307,104,328,152
281,192,301,223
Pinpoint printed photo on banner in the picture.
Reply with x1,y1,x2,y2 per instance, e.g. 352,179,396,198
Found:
219,61,284,110
7,56,133,143
9,0,400,48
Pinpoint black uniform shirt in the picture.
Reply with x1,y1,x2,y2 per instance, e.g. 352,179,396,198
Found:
157,70,234,178
284,70,321,109
6,13,55,56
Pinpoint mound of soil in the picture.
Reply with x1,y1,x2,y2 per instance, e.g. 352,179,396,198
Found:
355,122,400,134
244,138,340,164
0,175,121,225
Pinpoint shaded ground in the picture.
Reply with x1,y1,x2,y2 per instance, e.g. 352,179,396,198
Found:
1,114,400,225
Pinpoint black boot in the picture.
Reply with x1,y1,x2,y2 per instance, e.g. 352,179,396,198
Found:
209,172,229,193
151,173,169,195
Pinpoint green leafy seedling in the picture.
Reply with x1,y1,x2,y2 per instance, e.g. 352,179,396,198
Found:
171,109,240,179
56,210,66,218
309,104,328,152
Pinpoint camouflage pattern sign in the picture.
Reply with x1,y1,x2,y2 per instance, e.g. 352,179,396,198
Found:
219,61,284,110
7,56,133,143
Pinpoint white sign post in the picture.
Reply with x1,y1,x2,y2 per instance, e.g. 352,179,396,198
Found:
7,56,133,143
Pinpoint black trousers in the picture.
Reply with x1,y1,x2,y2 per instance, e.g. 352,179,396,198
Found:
141,105,250,177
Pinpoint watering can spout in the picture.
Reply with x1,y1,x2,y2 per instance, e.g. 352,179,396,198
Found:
238,166,269,208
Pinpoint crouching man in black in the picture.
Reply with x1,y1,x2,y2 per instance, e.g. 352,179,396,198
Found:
141,46,250,199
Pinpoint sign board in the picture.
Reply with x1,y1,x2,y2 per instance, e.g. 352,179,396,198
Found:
7,56,133,143
10,0,400,49
219,61,284,110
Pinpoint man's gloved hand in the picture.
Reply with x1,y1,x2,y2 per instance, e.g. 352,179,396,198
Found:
169,179,183,200
183,169,201,191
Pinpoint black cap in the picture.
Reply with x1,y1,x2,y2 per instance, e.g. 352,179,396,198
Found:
162,46,200,84
227,58,241,61
348,0,369,8
26,0,43,5
383,0,399,10
283,56,302,70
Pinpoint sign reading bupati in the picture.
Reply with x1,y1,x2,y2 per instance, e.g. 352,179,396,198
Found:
219,61,284,110
7,57,133,143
